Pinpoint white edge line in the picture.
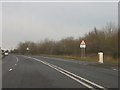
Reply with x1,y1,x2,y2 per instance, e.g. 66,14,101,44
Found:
36,59,94,89
0,1,119,3
35,57,107,89
22,55,106,89
51,63,107,89
23,56,94,89
43,60,106,89
44,62,95,89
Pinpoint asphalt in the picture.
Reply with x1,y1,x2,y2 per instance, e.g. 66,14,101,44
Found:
2,54,119,89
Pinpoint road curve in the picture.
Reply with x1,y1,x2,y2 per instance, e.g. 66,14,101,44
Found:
2,54,118,89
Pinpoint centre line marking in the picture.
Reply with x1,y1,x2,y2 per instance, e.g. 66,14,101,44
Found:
8,55,19,71
9,68,13,72
16,57,19,62
22,55,107,90
13,55,19,63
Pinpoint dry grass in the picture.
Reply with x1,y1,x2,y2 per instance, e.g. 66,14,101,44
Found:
43,54,118,65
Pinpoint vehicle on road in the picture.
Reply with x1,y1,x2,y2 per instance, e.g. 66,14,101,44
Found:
1,49,9,57
4,52,8,56
4,50,9,56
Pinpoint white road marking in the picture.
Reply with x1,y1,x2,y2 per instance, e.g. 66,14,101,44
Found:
23,56,94,89
13,55,19,63
22,55,107,90
8,56,19,72
41,60,106,89
45,62,94,89
9,68,13,72
16,57,19,62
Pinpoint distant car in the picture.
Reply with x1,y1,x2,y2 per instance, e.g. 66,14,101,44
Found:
4,52,8,56
4,50,9,56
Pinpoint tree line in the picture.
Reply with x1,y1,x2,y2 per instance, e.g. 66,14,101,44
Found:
12,23,119,58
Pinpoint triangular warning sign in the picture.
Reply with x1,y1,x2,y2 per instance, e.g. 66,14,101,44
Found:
80,40,86,45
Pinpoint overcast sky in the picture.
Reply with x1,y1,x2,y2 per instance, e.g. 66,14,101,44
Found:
0,1,118,50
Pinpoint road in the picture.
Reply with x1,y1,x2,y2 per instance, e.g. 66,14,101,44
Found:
2,54,118,89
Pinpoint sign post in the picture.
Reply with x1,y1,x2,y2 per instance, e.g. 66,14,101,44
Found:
80,40,86,58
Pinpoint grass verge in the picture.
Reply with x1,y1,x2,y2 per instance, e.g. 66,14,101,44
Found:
41,54,118,66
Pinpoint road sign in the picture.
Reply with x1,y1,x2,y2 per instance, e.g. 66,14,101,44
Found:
80,40,86,48
80,40,86,58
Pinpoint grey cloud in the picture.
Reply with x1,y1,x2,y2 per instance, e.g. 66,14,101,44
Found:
2,2,118,49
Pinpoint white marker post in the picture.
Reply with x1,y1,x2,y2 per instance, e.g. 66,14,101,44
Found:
26,47,30,55
80,40,86,58
98,52,103,63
